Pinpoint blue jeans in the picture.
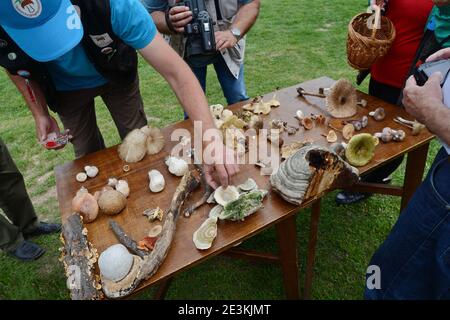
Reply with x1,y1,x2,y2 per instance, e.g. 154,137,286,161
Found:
365,148,450,299
191,56,249,106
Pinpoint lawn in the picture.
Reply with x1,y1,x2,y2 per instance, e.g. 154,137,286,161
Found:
0,0,440,300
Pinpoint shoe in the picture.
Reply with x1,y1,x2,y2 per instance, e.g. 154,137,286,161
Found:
9,241,45,261
335,191,372,205
24,222,61,239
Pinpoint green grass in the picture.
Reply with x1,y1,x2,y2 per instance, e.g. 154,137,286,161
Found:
0,0,440,300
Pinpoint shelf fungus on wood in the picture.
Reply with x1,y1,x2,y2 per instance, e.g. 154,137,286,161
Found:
218,189,268,221
270,145,359,205
61,213,102,300
193,217,218,250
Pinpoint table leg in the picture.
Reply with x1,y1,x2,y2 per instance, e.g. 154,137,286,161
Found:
303,200,321,300
401,143,430,212
153,277,173,300
275,215,300,300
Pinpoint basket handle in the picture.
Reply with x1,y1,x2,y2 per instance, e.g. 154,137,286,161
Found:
371,5,381,38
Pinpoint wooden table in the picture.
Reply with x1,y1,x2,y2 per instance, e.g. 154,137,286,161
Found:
55,77,434,300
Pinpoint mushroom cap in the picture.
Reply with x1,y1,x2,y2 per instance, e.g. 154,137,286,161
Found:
98,190,127,215
144,126,165,155
118,129,147,163
345,133,377,167
326,130,338,143
71,188,99,223
214,186,240,206
342,123,356,140
326,79,358,118
302,117,315,130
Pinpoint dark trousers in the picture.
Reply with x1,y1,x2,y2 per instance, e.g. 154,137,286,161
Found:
56,77,148,158
362,78,404,183
365,148,450,299
0,139,38,252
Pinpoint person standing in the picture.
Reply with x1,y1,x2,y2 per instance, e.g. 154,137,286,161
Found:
0,138,61,261
365,48,450,299
337,0,434,204
143,0,260,106
0,0,238,188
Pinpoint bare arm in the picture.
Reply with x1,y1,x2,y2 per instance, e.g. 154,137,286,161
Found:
6,72,60,142
232,0,261,37
139,33,239,187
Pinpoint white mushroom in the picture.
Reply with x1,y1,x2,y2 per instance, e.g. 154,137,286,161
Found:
107,177,118,188
210,104,224,119
148,225,163,238
214,186,240,206
148,170,165,193
98,244,134,283
238,178,257,192
76,172,88,183
115,180,130,198
118,129,148,163
193,217,218,250
165,156,189,177
84,166,99,178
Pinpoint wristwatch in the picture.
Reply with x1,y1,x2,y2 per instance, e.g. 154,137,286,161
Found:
230,27,242,41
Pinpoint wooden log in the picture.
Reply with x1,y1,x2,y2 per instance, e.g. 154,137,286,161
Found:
109,220,148,258
61,213,102,300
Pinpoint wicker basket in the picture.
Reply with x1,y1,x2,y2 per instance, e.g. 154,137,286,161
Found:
347,9,396,71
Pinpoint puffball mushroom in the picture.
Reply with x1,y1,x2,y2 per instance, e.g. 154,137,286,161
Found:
115,180,130,198
76,172,88,183
118,129,148,163
142,126,165,155
98,189,127,215
71,187,99,223
165,156,189,177
98,244,134,283
84,166,99,178
148,170,165,193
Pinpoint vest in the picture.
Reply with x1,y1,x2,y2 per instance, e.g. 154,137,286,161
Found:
0,0,138,111
167,0,246,79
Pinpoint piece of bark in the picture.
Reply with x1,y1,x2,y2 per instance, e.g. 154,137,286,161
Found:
61,213,102,300
109,220,148,258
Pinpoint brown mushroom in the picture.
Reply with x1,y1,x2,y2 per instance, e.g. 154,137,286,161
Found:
301,117,315,130
326,79,358,118
325,130,338,143
98,190,127,215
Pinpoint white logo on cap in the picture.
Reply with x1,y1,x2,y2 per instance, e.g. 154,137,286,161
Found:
12,0,42,18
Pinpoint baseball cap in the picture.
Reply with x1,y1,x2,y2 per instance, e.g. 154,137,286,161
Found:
0,0,84,62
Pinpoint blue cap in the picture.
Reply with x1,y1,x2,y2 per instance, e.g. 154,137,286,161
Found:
0,0,84,62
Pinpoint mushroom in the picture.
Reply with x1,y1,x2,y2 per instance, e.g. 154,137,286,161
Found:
394,117,425,136
326,79,358,119
142,126,165,155
345,133,377,167
148,225,163,238
286,125,299,135
248,115,264,131
369,107,386,121
297,87,326,98
76,172,87,183
267,131,284,147
98,189,127,215
221,109,234,122
238,178,258,192
165,156,189,177
84,166,99,178
270,119,287,132
325,130,338,143
342,124,356,140
214,186,240,207
115,180,130,198
148,169,165,193
98,244,134,283
71,187,99,223
143,207,164,222
361,116,369,128
118,129,148,163
375,127,393,143
357,99,368,108
193,217,218,250
210,104,224,119
295,110,304,121
301,117,315,130
107,178,118,188
392,129,406,142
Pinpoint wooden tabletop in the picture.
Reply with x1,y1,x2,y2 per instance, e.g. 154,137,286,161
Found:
55,77,434,297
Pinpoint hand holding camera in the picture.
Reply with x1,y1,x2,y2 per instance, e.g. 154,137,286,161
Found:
168,5,193,33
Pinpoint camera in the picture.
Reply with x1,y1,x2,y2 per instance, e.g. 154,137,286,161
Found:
414,59,450,87
174,0,216,58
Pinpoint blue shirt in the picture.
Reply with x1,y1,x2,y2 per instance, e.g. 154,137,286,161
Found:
46,0,157,91
142,0,253,13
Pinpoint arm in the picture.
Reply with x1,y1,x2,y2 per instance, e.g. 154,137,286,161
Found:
6,72,60,143
139,33,239,187
215,0,261,51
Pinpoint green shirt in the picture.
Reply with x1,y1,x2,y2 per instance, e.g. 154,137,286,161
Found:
431,5,450,47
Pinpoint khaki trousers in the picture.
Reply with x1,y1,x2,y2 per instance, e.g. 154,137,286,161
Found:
56,77,148,158
0,139,38,252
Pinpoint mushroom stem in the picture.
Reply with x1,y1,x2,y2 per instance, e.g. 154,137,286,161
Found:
393,118,413,129
395,117,415,126
297,87,326,98
328,123,342,133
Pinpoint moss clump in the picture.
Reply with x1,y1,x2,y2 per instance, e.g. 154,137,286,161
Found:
219,190,267,221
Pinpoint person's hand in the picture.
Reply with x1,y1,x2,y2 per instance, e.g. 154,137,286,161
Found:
34,114,61,146
426,47,450,63
168,6,193,33
402,73,444,124
203,138,240,189
215,30,238,52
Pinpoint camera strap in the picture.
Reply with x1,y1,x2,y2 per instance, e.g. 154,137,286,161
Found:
213,0,223,21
